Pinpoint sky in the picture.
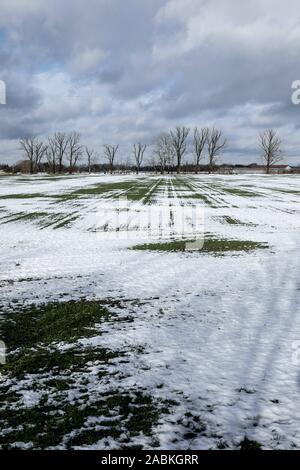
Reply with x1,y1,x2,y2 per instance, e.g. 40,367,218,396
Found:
1,0,300,165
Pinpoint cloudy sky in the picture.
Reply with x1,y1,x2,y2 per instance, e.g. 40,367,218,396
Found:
1,0,300,165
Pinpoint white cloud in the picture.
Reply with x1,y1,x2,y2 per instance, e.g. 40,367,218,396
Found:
0,0,44,24
68,47,106,73
154,0,300,60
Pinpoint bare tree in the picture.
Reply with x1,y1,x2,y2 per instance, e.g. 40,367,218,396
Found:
92,152,98,172
34,140,47,172
103,144,119,174
153,133,174,174
193,127,208,174
207,128,227,173
148,155,159,174
19,137,46,174
91,152,98,173
65,132,82,174
46,136,58,174
53,132,69,173
85,147,95,174
259,129,282,174
124,155,131,172
170,126,190,174
133,143,147,174
19,138,35,174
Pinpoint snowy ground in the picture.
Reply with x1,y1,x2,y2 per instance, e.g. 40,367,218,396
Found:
0,173,300,449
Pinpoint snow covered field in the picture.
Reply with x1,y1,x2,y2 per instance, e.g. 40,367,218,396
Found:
0,173,300,449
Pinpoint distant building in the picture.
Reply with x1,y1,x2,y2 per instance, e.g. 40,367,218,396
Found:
217,164,234,174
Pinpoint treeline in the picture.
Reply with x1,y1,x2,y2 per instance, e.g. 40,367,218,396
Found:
14,127,227,175
1,127,284,175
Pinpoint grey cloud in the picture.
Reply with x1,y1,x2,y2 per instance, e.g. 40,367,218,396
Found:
0,0,300,164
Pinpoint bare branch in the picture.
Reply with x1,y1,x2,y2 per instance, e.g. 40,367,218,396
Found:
67,132,82,174
259,129,282,174
46,137,58,174
19,138,35,174
193,127,209,173
207,128,227,173
53,132,69,173
170,126,190,174
19,137,47,173
85,147,95,173
34,140,47,169
153,133,174,174
103,144,119,174
133,143,147,174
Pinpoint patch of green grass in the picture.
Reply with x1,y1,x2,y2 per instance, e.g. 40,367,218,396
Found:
38,213,72,229
0,390,171,449
181,193,216,205
73,181,135,196
0,193,46,200
46,377,73,391
71,180,151,199
132,237,268,253
221,188,261,197
272,188,300,195
222,216,241,225
1,211,50,224
0,389,20,405
52,215,79,229
3,345,119,378
1,300,115,351
46,193,83,202
0,297,175,449
221,216,256,226
239,437,262,451
46,180,156,202
143,179,163,204
34,176,77,182
175,178,219,207
0,211,79,229
0,299,131,379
